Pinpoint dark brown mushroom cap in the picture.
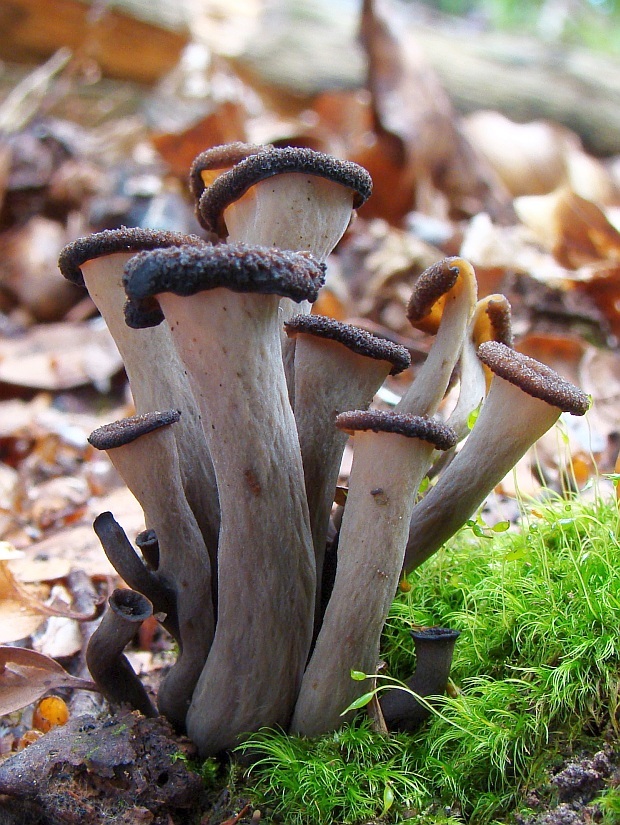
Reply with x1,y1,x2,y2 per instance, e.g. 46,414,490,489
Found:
197,147,373,235
88,409,181,451
483,297,513,348
189,143,269,201
123,243,326,329
284,313,411,375
335,410,457,451
406,258,462,325
58,228,207,287
477,341,590,416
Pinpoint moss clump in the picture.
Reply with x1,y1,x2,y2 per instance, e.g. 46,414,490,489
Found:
238,493,620,824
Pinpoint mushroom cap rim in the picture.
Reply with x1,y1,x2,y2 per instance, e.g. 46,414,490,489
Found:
477,341,590,416
285,313,411,375
335,410,457,450
197,146,373,234
58,228,207,287
123,243,326,329
407,257,470,325
189,142,269,200
411,626,461,643
88,409,181,451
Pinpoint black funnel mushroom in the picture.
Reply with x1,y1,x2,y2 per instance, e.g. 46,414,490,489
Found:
123,242,325,755
403,342,590,573
292,410,457,737
380,627,460,732
88,410,214,727
58,229,220,565
285,313,410,626
397,257,477,418
86,588,156,718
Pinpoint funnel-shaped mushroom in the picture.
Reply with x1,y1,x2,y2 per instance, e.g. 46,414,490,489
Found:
380,626,460,732
93,511,177,635
58,229,220,568
285,313,410,627
403,342,590,573
123,243,324,755
291,410,457,737
196,147,372,262
88,410,215,727
86,588,156,718
396,257,477,418
196,146,372,397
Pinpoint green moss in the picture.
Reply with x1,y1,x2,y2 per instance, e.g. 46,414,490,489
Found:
233,493,620,824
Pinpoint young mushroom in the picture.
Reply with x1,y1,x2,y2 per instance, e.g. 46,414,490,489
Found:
291,410,457,738
86,588,157,718
445,293,513,442
88,410,215,728
396,257,477,418
189,142,269,204
123,242,325,755
93,511,177,638
379,627,460,732
58,229,220,566
284,313,411,627
403,341,590,573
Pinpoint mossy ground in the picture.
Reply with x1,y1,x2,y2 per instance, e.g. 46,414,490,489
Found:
201,485,620,824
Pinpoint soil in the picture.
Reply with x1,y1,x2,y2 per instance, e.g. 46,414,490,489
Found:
514,736,620,825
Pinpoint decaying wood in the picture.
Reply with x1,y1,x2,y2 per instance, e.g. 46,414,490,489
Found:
236,0,620,156
0,0,188,84
415,24,620,157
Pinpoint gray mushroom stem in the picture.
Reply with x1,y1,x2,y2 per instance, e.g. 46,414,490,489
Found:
86,588,157,718
379,627,460,732
291,411,457,737
58,232,220,571
123,244,324,756
446,294,513,441
285,314,410,629
430,294,513,479
88,411,215,728
403,342,590,573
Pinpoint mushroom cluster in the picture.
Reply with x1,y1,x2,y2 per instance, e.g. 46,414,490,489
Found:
58,144,590,756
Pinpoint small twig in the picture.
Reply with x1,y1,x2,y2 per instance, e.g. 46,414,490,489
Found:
0,48,73,134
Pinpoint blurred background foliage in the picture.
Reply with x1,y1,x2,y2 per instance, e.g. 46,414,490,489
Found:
416,0,620,52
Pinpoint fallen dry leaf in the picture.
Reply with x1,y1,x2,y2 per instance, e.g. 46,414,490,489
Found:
0,319,122,392
0,646,96,717
0,554,100,644
570,262,620,338
0,216,82,322
152,99,248,180
357,0,510,223
515,187,620,269
0,543,48,642
462,111,571,197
